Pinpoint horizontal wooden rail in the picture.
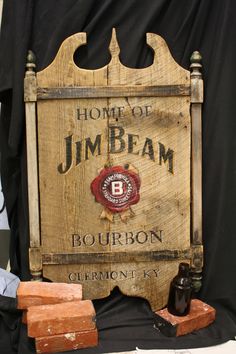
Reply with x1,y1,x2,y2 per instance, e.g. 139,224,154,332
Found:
42,249,191,265
36,85,191,100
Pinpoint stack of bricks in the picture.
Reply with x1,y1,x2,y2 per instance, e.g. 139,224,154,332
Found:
17,282,98,353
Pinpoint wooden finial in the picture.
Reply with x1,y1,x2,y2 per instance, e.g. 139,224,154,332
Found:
26,50,36,73
24,50,37,100
190,51,202,79
109,28,120,59
190,51,202,64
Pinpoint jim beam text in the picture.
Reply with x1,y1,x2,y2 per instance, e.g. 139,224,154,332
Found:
58,125,174,174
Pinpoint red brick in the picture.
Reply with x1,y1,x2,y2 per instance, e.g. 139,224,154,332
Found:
155,299,216,336
27,300,96,338
35,329,98,353
17,282,82,309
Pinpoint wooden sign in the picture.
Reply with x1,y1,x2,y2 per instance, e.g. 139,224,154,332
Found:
24,29,203,311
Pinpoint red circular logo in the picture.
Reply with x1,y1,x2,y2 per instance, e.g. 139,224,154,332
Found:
91,166,141,213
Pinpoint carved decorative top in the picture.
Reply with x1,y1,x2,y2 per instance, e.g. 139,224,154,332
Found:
36,28,190,88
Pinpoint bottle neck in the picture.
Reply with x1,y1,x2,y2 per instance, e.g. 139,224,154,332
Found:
178,263,190,277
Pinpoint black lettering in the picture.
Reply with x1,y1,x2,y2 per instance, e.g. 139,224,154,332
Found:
117,106,125,117
83,234,95,246
110,271,118,280
109,126,125,153
119,271,128,279
75,140,82,166
112,232,123,246
132,106,143,117
142,138,155,161
72,234,81,247
98,232,110,246
85,272,91,280
91,272,99,280
77,108,88,120
77,273,82,281
136,231,148,244
85,135,101,160
153,269,160,277
143,269,152,278
98,271,109,280
71,229,163,248
58,135,73,174
143,269,160,278
89,108,101,120
128,134,139,155
145,105,152,116
130,270,136,278
77,105,152,120
103,107,115,118
150,230,163,243
68,273,76,281
125,232,135,245
158,142,174,173
69,270,137,282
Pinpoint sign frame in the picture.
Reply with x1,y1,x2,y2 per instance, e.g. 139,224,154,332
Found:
24,29,203,310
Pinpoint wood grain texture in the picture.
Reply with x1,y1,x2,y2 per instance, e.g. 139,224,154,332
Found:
25,65,40,249
191,103,202,247
25,29,203,310
42,249,192,264
37,85,190,99
25,100,40,248
190,53,203,279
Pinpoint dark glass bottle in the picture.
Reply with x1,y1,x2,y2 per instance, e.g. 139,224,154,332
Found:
167,262,192,316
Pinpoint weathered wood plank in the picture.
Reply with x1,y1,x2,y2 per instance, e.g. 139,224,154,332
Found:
25,101,40,247
190,52,203,292
190,52,203,248
42,249,192,265
191,104,202,246
37,85,190,100
25,51,42,281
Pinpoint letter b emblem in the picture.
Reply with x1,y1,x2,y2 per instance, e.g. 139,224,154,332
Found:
111,181,123,196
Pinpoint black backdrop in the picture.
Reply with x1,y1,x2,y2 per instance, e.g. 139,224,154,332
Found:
0,1,236,353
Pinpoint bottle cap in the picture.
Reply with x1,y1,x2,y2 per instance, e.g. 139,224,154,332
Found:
178,262,190,277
